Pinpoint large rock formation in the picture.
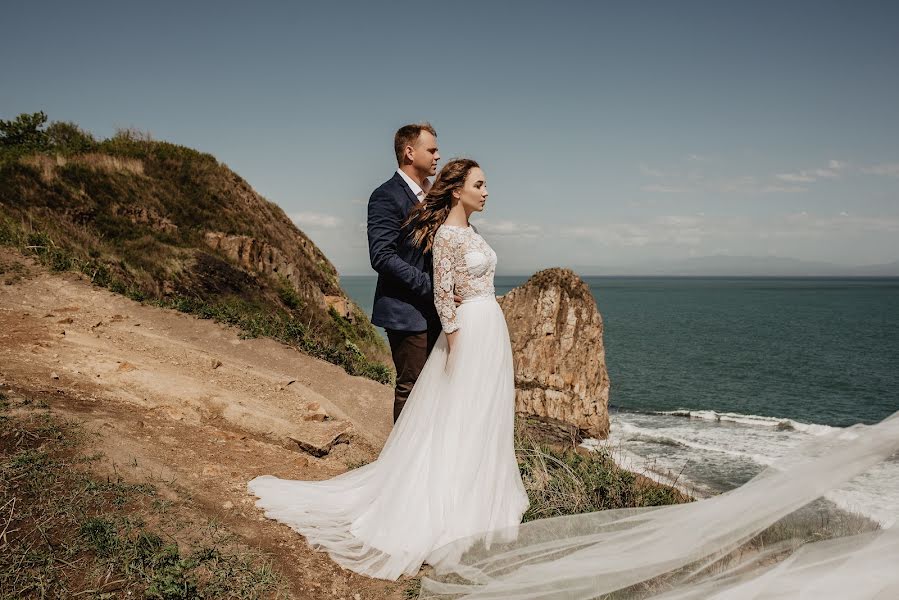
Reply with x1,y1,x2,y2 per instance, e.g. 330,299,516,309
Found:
499,268,610,439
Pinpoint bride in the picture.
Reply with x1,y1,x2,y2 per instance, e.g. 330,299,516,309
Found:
248,158,529,581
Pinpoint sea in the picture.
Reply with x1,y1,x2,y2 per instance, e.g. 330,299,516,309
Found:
342,275,899,526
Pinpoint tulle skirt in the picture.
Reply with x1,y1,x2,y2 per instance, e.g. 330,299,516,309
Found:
247,295,530,580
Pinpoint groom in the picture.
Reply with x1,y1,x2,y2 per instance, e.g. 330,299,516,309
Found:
368,122,444,423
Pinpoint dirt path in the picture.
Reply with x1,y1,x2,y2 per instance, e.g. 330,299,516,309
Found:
0,248,423,599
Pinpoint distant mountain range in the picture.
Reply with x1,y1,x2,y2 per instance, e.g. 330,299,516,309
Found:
567,255,899,277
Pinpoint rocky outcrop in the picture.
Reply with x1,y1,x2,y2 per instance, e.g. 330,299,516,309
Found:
204,232,298,282
203,232,360,321
323,295,353,320
499,268,610,439
113,203,178,233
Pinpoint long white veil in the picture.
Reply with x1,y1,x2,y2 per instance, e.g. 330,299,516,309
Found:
419,411,899,599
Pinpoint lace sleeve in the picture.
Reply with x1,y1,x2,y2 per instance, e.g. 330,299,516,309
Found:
432,229,459,333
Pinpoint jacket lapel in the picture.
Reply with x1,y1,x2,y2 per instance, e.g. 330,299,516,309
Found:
393,172,419,208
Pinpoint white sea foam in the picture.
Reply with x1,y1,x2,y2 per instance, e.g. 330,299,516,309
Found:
595,409,899,527
615,421,777,466
656,408,837,436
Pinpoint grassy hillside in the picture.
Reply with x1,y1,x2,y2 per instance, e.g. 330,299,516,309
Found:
0,112,391,382
0,393,286,598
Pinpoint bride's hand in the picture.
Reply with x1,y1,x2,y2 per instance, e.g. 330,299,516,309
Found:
446,330,459,352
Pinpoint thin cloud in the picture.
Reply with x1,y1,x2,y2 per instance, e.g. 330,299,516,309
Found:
639,161,809,195
776,159,847,183
715,175,759,193
563,215,718,247
291,212,342,228
641,183,692,193
759,184,808,193
775,212,899,236
775,173,817,183
474,219,542,237
861,163,899,177
561,212,899,248
639,164,666,177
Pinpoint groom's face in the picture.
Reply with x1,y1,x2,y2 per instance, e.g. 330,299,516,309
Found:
411,131,439,177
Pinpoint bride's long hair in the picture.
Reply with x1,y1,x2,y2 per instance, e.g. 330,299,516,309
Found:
404,158,480,253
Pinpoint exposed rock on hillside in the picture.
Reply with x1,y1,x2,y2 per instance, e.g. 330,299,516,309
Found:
113,202,178,233
499,268,610,439
204,232,329,311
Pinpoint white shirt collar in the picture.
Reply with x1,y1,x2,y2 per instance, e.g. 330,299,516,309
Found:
396,168,432,202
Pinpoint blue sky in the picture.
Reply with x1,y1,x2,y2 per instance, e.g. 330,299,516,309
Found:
3,1,898,274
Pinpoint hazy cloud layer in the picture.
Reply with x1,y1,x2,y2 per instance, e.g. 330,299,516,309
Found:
861,163,899,177
291,212,342,228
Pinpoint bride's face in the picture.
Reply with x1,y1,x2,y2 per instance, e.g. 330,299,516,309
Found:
455,167,488,213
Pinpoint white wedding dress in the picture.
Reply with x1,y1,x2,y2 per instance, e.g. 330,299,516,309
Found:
248,223,529,581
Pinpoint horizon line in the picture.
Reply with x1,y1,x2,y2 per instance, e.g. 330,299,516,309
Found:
339,273,899,279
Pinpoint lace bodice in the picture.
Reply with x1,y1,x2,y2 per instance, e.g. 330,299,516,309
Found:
432,224,497,333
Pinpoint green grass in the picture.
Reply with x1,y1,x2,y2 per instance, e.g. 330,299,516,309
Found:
515,425,690,522
0,396,286,599
276,275,304,310
156,294,393,384
403,577,422,599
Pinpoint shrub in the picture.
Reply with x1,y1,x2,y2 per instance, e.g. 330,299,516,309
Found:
277,276,304,310
0,111,49,151
46,121,97,154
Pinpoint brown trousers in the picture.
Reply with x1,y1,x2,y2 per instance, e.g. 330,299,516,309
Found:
386,327,440,423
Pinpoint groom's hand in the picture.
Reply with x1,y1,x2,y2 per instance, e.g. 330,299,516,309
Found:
451,284,462,306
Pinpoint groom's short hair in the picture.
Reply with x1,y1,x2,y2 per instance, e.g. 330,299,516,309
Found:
394,122,437,166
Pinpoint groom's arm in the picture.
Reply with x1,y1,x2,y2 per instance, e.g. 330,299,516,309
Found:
367,189,432,297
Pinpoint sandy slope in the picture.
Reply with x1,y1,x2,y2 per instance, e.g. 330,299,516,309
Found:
0,247,420,599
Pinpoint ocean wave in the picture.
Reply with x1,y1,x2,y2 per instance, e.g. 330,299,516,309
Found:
615,422,776,466
601,413,899,529
654,409,837,436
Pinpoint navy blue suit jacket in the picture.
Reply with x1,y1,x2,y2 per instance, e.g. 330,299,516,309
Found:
367,172,438,332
